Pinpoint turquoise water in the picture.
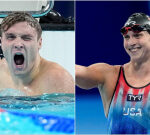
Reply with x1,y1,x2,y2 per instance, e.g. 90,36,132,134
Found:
0,93,75,134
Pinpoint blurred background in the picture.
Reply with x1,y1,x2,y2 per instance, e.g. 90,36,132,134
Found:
76,1,150,134
53,1,74,18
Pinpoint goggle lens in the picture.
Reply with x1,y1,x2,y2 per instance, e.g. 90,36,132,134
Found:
120,24,145,35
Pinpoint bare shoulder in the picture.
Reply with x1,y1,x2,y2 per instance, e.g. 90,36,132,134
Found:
88,63,120,81
88,63,119,72
0,59,8,70
0,59,10,74
41,59,74,93
0,59,12,88
46,60,72,78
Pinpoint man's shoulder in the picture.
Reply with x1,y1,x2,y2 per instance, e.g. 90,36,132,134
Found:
0,59,9,71
41,59,72,80
0,59,12,86
46,61,67,74
40,59,74,93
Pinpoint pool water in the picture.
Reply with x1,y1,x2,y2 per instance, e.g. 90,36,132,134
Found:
76,92,107,134
0,93,75,134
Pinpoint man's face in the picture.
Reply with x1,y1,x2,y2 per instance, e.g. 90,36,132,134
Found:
1,21,42,75
123,30,150,61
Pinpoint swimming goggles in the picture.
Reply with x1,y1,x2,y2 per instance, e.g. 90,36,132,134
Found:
120,24,147,35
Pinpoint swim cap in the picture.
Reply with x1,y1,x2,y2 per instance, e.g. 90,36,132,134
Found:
121,13,150,35
125,13,150,26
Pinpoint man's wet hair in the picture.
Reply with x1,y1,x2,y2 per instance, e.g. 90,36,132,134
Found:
1,12,42,39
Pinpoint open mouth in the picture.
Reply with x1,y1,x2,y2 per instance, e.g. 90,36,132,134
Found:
14,53,24,65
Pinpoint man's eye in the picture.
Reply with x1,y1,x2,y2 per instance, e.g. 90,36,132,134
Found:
22,36,32,41
6,35,15,40
23,37,31,41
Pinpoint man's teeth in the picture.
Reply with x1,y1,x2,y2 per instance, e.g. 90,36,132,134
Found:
15,52,22,55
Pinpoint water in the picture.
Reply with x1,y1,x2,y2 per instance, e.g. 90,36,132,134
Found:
76,93,107,134
0,93,75,134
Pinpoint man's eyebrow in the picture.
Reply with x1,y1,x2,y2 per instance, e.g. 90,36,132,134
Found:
5,33,33,38
5,33,15,36
21,34,33,38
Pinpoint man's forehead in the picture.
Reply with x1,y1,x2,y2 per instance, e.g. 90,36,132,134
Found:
3,22,37,36
5,22,36,32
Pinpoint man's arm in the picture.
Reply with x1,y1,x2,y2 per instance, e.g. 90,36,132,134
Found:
76,63,108,89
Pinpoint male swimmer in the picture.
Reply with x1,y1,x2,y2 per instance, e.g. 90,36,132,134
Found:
76,12,150,134
0,12,74,96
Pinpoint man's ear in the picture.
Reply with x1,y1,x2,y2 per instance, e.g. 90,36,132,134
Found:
38,37,42,50
1,36,4,50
